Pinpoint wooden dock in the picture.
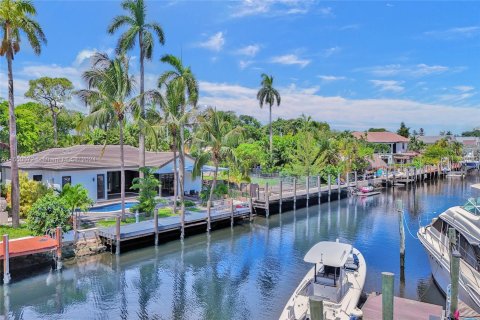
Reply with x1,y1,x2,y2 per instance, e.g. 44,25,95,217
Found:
362,294,443,320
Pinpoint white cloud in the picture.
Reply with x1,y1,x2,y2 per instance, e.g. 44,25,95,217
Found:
197,32,225,52
323,46,341,57
318,7,334,17
370,80,404,93
318,75,347,82
74,48,114,66
231,0,315,18
454,85,474,92
438,92,475,102
239,60,254,70
270,54,310,68
235,44,260,57
424,26,480,40
198,81,480,132
362,63,452,77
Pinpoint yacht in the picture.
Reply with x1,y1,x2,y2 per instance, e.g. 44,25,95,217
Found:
280,241,366,320
418,198,480,313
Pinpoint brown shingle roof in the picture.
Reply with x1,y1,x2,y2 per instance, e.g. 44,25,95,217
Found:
1,145,184,171
352,131,409,143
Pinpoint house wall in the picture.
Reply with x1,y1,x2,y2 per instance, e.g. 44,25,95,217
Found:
155,156,201,195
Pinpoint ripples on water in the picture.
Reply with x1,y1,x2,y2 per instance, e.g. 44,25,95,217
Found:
1,175,480,319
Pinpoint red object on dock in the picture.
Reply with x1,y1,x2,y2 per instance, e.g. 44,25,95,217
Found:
0,236,58,258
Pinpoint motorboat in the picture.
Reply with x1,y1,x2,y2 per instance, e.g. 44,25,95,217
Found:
418,198,480,313
280,240,366,320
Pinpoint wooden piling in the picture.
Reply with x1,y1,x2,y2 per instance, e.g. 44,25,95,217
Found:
450,250,461,318
279,180,283,213
306,176,310,203
248,198,253,221
3,234,10,284
115,216,121,255
55,227,62,270
265,183,270,217
346,172,350,188
317,175,321,204
354,171,358,188
327,175,331,197
230,199,234,227
397,200,405,270
293,178,297,208
154,208,159,246
337,172,341,191
382,272,394,320
309,296,324,320
207,200,212,231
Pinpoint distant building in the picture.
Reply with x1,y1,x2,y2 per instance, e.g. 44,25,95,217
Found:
0,145,202,203
352,131,416,165
417,135,453,145
455,137,480,160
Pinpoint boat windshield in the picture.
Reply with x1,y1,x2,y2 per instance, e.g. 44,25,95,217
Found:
462,198,480,215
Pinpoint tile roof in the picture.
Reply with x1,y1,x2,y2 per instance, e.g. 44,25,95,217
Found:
1,145,183,171
352,131,409,143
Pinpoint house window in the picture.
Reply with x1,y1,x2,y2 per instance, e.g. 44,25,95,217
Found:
33,175,42,182
62,176,72,188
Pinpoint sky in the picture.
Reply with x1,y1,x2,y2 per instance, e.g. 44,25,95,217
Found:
1,0,480,135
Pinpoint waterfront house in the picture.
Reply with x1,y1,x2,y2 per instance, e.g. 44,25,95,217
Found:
0,145,202,203
352,131,416,165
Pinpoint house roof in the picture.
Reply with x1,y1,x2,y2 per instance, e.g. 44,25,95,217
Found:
463,140,477,146
0,145,188,171
352,131,409,143
417,135,449,144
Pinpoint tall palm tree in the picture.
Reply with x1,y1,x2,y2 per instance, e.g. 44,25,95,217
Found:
108,0,165,176
77,53,135,220
256,73,281,154
158,54,198,239
0,0,46,227
193,108,244,230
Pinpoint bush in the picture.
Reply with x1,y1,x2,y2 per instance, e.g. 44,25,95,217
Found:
27,194,71,235
60,183,93,214
6,172,50,218
130,167,160,216
176,200,196,207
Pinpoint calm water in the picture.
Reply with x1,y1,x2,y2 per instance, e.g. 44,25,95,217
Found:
2,175,480,319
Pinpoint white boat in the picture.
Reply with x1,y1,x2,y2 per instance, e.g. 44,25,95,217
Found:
418,198,480,313
280,241,366,320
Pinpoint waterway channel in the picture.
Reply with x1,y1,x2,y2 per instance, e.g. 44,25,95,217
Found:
1,174,479,319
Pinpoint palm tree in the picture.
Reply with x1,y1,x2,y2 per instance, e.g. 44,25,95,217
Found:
108,0,165,176
0,0,46,227
158,54,198,239
193,108,244,230
77,53,135,220
256,73,281,154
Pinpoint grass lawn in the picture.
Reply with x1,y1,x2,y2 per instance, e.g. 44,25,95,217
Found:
0,225,32,239
95,208,176,228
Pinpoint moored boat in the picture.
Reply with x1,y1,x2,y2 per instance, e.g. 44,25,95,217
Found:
280,240,366,320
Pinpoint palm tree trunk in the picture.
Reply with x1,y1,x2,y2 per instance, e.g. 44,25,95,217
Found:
138,32,146,178
269,104,273,155
7,45,20,228
179,124,186,239
53,111,58,146
172,136,178,214
119,119,126,221
208,160,219,203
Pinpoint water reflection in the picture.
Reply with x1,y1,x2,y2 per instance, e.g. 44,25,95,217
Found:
1,175,479,319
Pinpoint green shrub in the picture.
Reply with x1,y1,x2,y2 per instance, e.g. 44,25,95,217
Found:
130,167,160,216
60,183,93,214
176,200,196,207
27,194,71,235
6,172,50,218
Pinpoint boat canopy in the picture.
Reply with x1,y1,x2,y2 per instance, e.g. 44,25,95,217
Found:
304,241,352,267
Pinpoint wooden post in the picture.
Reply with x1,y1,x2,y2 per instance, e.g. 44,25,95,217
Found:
55,227,62,270
73,213,78,244
382,272,394,320
450,250,461,318
207,200,212,232
293,178,297,208
327,175,331,198
279,180,283,213
248,197,253,221
115,215,121,255
337,172,341,190
230,199,234,227
317,175,321,204
3,234,10,284
346,172,350,188
154,208,159,246
309,296,324,320
414,167,417,182
397,200,405,270
354,171,358,188
386,167,389,186
306,176,310,204
265,183,270,218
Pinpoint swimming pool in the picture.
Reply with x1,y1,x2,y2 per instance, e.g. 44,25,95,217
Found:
88,202,138,213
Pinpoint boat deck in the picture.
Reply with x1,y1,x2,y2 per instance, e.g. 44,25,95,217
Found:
362,294,443,320
0,236,58,258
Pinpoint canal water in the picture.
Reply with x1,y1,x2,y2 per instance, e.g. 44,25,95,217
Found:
2,175,480,319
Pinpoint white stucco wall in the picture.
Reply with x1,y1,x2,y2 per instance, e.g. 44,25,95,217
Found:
155,156,202,195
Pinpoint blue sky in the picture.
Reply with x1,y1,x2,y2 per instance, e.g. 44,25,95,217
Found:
1,0,480,134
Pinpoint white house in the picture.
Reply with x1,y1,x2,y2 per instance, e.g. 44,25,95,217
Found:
0,145,202,203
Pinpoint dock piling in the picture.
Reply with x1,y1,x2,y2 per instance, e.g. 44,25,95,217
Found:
265,183,270,218
382,272,394,320
450,250,461,318
230,199,234,227
154,208,159,246
115,216,121,255
327,175,331,198
248,198,253,221
309,296,324,320
3,234,10,284
207,200,212,231
396,200,405,270
317,175,321,204
293,178,297,208
354,171,358,188
55,227,62,270
306,176,310,204
279,180,283,213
